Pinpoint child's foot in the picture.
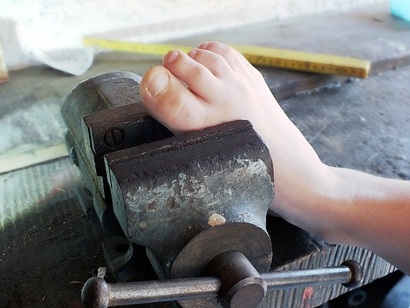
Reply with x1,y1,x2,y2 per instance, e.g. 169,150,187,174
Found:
139,41,276,134
139,42,327,232
138,42,410,273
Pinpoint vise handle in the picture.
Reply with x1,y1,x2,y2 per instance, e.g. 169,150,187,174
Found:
82,259,362,308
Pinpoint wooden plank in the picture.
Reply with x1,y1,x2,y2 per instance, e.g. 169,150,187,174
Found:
173,3,410,99
0,143,68,174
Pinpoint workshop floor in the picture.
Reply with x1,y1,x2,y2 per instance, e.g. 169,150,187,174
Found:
1,3,410,307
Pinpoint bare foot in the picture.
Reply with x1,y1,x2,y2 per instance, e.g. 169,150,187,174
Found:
140,42,328,234
138,42,410,273
139,41,275,134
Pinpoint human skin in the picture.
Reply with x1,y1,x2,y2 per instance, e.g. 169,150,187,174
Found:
139,41,410,274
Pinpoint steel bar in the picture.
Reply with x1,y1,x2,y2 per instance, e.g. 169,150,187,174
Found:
109,277,220,306
82,261,362,307
265,266,351,290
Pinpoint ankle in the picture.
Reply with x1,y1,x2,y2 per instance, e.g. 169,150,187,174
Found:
271,163,342,242
303,165,358,244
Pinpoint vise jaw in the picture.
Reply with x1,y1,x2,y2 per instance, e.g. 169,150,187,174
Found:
62,71,275,307
61,71,173,235
106,118,274,280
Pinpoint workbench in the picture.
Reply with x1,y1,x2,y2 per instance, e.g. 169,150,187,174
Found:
1,3,409,307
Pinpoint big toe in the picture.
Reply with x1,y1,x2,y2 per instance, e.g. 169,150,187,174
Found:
140,65,210,133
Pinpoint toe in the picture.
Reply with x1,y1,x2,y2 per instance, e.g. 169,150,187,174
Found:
162,49,224,103
139,43,267,135
140,65,210,133
188,48,231,78
198,41,251,72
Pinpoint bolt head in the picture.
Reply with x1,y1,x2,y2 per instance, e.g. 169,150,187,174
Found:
104,128,124,147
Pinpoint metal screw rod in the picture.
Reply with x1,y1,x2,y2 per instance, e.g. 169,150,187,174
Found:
82,261,362,308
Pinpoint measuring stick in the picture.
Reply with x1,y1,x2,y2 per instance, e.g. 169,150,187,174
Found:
83,37,370,78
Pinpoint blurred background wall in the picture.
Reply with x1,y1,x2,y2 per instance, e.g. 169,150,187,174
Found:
0,0,387,71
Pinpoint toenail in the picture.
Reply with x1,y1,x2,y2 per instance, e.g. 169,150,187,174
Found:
198,42,210,49
164,50,179,64
146,71,169,96
188,49,198,58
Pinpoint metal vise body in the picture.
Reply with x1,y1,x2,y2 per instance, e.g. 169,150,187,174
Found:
61,72,173,235
106,120,274,280
62,72,362,308
62,72,275,306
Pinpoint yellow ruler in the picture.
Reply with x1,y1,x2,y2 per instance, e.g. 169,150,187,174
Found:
83,37,370,78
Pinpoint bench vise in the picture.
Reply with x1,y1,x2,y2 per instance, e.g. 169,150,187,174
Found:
62,72,362,308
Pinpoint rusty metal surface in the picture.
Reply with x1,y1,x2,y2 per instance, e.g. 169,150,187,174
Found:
62,72,274,287
61,71,173,235
105,119,274,279
205,250,267,308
